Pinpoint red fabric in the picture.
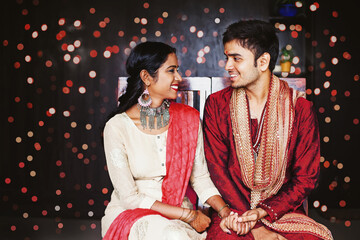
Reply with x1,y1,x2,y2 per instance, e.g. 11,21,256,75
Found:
185,185,197,209
206,211,320,240
162,103,199,206
203,87,320,239
103,103,200,240
250,119,258,146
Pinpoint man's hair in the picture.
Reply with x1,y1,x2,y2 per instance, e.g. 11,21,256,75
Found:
223,20,279,71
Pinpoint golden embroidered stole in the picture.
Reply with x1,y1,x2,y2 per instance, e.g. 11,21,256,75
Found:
230,75,333,240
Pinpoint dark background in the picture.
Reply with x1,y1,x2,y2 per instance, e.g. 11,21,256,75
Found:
1,0,359,239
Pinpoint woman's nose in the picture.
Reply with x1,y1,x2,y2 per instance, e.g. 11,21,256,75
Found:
175,72,182,82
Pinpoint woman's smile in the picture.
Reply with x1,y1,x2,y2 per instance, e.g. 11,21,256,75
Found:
170,83,179,91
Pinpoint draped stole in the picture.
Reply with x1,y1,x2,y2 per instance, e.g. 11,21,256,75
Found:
230,76,333,240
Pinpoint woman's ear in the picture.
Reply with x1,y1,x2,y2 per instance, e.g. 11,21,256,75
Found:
140,70,151,86
257,52,271,72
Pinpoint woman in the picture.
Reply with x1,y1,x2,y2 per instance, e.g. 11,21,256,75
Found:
101,42,243,240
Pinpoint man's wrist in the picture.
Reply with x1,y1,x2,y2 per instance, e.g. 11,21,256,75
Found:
218,207,231,219
256,208,268,219
251,226,264,234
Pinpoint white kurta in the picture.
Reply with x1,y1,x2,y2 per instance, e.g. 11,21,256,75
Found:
101,112,220,239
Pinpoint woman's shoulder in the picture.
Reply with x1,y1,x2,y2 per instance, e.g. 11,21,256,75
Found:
170,102,199,116
105,112,129,130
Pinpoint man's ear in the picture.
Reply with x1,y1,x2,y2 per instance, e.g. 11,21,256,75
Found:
257,52,271,72
140,69,151,86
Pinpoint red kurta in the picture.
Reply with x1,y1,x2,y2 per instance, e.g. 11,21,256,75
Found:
203,86,321,239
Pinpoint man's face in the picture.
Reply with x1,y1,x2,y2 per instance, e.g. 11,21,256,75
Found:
224,40,260,89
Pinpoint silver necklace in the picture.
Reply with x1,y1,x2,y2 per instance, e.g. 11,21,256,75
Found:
138,100,170,130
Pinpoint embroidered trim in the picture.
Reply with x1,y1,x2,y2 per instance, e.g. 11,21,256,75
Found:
258,202,278,220
230,75,333,240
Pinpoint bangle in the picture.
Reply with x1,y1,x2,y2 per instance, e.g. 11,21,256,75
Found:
187,210,198,223
181,209,192,222
217,204,230,218
179,208,185,219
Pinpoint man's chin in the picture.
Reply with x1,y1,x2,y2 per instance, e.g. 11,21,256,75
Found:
231,83,244,89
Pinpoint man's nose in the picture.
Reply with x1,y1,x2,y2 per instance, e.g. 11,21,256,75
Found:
225,59,234,71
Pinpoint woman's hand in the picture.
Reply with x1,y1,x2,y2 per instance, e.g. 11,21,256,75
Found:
189,210,211,232
180,209,211,233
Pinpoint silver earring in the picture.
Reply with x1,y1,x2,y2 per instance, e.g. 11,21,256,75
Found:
138,88,152,107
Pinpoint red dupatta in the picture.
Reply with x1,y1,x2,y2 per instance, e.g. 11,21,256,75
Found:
103,103,200,240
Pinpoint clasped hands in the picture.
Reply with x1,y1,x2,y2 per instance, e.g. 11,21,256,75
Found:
219,208,288,239
179,207,264,235
219,208,266,235
181,207,287,239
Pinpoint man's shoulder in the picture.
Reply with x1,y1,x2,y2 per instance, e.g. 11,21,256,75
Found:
207,86,233,102
293,96,318,124
295,96,313,113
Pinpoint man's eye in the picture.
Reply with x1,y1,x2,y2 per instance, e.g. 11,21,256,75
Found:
169,69,175,73
234,57,241,61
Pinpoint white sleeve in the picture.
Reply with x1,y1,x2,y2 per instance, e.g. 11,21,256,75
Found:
103,119,157,209
190,122,221,205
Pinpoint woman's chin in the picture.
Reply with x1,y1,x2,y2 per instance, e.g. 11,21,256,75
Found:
167,93,178,100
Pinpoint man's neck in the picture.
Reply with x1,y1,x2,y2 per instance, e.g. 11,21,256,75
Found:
245,71,272,120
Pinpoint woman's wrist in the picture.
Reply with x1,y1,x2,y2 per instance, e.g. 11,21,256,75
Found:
180,208,191,222
178,208,185,219
186,210,198,223
180,208,197,223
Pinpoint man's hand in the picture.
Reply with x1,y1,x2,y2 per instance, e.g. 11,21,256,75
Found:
237,208,268,230
219,211,251,235
251,226,288,240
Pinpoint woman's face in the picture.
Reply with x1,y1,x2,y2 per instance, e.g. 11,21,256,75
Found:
148,53,182,102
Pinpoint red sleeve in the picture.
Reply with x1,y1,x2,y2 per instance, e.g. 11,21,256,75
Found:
203,94,245,206
203,93,263,229
257,98,320,223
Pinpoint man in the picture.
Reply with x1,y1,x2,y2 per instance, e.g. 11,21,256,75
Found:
203,20,333,240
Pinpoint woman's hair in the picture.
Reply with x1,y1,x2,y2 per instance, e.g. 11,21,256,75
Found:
223,20,279,71
107,41,176,120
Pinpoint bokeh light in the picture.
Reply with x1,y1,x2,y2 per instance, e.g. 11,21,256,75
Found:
1,1,358,238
